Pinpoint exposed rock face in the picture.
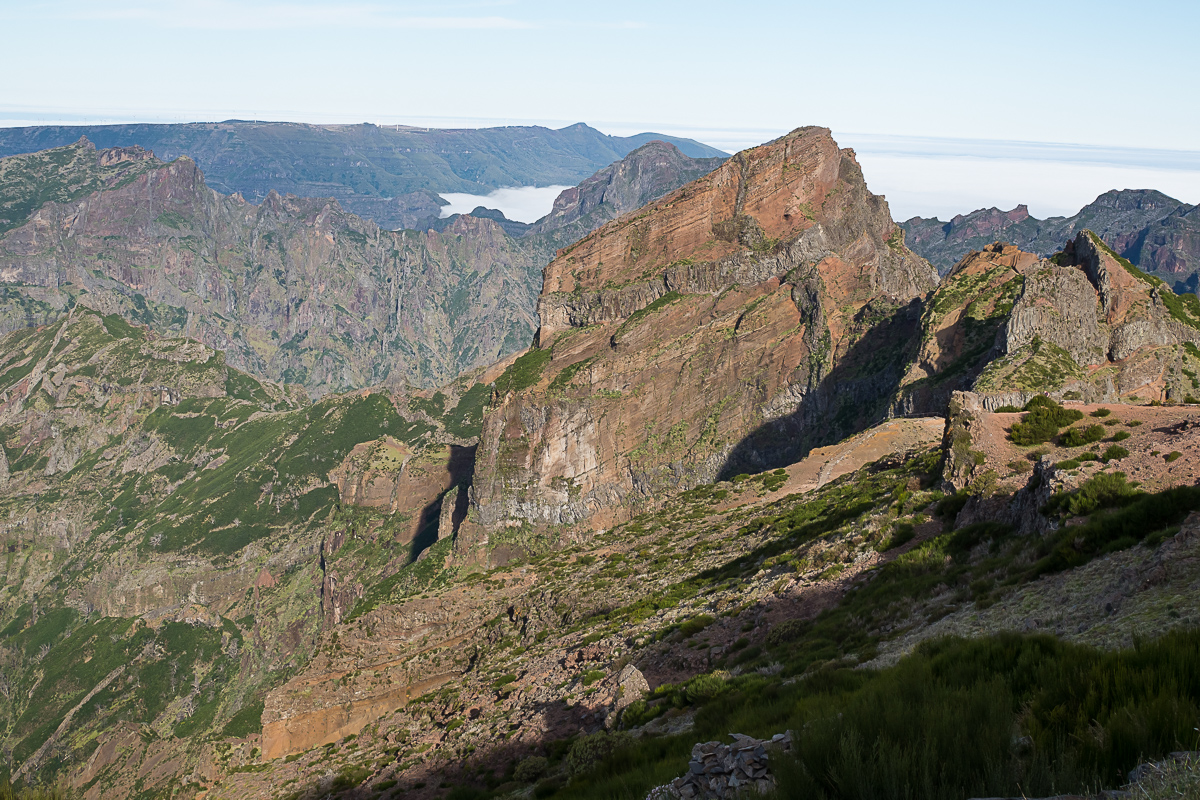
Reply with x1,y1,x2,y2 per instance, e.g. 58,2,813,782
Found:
0,139,728,397
465,127,937,546
610,664,650,725
903,233,1200,408
901,189,1200,293
1005,261,1110,364
0,139,551,395
527,140,725,248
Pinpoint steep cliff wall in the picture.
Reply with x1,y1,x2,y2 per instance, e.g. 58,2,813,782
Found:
463,128,937,551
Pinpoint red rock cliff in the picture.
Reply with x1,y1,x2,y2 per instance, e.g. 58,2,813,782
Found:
461,127,938,555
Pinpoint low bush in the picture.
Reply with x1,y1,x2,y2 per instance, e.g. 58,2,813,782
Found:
547,630,1200,800
1165,451,1183,463
1111,430,1131,441
514,755,549,783
877,522,915,552
1101,445,1129,462
1035,483,1200,575
936,492,969,525
1010,397,1084,446
678,614,714,638
1090,407,1111,417
1060,424,1107,447
567,730,633,776
685,672,728,703
1044,471,1139,517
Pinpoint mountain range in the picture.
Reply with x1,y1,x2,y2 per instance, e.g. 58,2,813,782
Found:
901,189,1200,293
0,137,723,396
0,121,727,231
0,124,1199,800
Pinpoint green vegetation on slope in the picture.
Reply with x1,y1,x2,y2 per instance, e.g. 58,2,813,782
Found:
0,139,159,234
553,630,1200,800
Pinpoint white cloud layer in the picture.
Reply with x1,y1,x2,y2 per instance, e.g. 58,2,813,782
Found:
855,154,1200,222
438,186,571,224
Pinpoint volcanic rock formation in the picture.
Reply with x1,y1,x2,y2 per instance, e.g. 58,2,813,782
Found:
462,127,938,549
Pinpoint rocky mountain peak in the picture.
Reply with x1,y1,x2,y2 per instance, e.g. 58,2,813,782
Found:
901,189,1200,292
463,127,936,549
1090,188,1182,213
536,126,935,339
948,204,1030,228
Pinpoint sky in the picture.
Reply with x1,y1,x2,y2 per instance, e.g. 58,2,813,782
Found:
2,0,1198,220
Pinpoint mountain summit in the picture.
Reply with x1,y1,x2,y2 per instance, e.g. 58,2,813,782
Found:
462,127,937,550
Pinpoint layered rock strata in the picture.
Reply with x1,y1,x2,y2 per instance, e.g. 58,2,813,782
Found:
464,127,938,548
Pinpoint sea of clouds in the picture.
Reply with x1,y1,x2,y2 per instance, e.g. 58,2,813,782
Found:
438,186,571,224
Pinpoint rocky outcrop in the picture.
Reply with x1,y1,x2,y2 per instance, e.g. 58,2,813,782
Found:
1004,262,1109,364
649,732,793,799
901,189,1200,293
903,233,1200,407
465,127,938,549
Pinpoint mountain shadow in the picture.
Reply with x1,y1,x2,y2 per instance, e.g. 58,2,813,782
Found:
409,445,476,561
717,298,926,481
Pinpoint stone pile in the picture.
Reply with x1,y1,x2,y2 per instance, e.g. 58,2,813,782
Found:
648,732,792,799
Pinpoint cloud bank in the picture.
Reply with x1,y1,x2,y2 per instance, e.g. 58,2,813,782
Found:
438,186,571,224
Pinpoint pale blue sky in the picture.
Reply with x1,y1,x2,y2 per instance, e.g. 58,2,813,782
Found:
3,0,1198,218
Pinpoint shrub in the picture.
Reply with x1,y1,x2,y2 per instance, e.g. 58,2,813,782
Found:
878,522,916,552
1055,459,1081,470
770,631,1200,800
679,614,715,638
1035,484,1200,575
582,670,606,686
1101,445,1129,462
1060,424,1107,447
514,755,549,783
994,405,1021,413
1044,471,1139,517
221,700,264,738
936,492,969,525
1165,451,1182,463
1010,398,1084,446
567,730,633,775
621,699,666,729
1111,430,1131,441
762,469,789,492
549,629,1200,800
685,672,728,703
1090,408,1111,417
